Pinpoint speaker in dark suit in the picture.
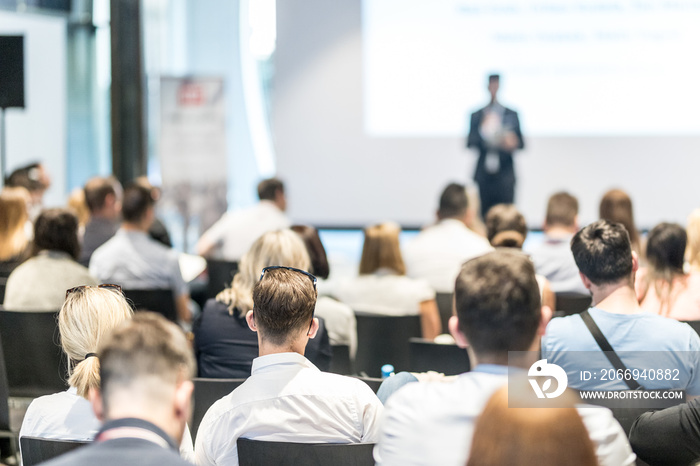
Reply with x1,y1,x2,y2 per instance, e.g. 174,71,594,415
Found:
466,74,524,218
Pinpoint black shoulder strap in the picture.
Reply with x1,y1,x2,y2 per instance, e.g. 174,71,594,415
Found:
580,310,642,390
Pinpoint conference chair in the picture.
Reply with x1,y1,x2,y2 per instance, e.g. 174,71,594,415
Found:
353,313,422,378
205,259,239,299
191,378,246,440
354,376,382,394
0,308,67,397
329,344,352,375
408,338,471,375
20,437,89,466
0,277,6,305
0,331,17,460
682,321,700,338
122,288,177,322
237,438,375,466
435,292,454,335
554,292,592,317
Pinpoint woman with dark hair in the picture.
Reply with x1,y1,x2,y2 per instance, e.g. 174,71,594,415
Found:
636,222,700,320
3,208,97,310
292,225,357,357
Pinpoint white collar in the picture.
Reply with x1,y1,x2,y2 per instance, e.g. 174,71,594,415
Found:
251,352,317,374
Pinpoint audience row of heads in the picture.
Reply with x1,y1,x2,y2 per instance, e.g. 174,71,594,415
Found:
0,181,162,262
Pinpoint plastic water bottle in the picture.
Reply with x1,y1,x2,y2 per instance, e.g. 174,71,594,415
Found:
381,364,395,379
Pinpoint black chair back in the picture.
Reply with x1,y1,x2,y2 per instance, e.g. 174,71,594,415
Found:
206,260,239,299
20,437,89,466
354,376,382,394
354,313,422,378
122,289,177,322
435,292,454,335
0,277,6,305
0,309,67,397
554,292,592,317
408,338,471,375
192,378,246,440
237,438,375,466
682,321,700,338
329,345,352,375
0,330,10,433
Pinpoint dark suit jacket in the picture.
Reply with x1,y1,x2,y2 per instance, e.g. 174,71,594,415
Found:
466,105,524,184
40,418,191,466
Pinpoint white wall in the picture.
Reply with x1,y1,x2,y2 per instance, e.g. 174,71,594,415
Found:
0,11,66,207
274,0,700,229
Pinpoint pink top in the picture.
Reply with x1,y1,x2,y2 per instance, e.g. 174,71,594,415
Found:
636,269,700,321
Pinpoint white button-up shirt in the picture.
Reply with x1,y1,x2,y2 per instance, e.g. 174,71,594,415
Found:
374,365,635,466
198,201,290,261
403,219,493,293
195,352,383,466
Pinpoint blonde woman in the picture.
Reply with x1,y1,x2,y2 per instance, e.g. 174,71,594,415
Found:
19,286,133,440
334,222,441,339
0,187,31,280
193,229,332,378
19,285,195,460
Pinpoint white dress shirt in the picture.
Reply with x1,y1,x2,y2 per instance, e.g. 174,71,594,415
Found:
333,270,435,316
374,365,635,466
194,352,383,466
403,219,493,293
198,201,290,261
19,387,195,462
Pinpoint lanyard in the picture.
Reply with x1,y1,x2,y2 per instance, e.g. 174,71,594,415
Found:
96,426,171,450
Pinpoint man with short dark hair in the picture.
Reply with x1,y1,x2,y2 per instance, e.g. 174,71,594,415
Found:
80,176,123,266
542,220,700,394
529,191,588,294
196,178,290,260
195,267,382,466
374,249,634,466
40,313,195,466
90,184,191,323
403,182,492,292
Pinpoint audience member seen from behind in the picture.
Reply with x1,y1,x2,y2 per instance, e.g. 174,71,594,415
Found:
134,177,173,248
629,391,700,465
528,191,589,295
542,220,700,395
80,176,122,267
196,178,290,260
467,385,598,466
0,187,31,281
67,187,90,236
40,313,196,466
485,203,555,310
599,189,643,259
334,222,441,339
193,229,331,378
5,162,51,220
374,249,633,466
20,287,133,438
89,183,191,324
403,183,492,293
4,209,98,310
195,267,383,466
292,225,357,358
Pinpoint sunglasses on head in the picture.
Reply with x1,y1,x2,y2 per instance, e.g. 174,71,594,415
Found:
66,284,123,299
259,266,317,290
